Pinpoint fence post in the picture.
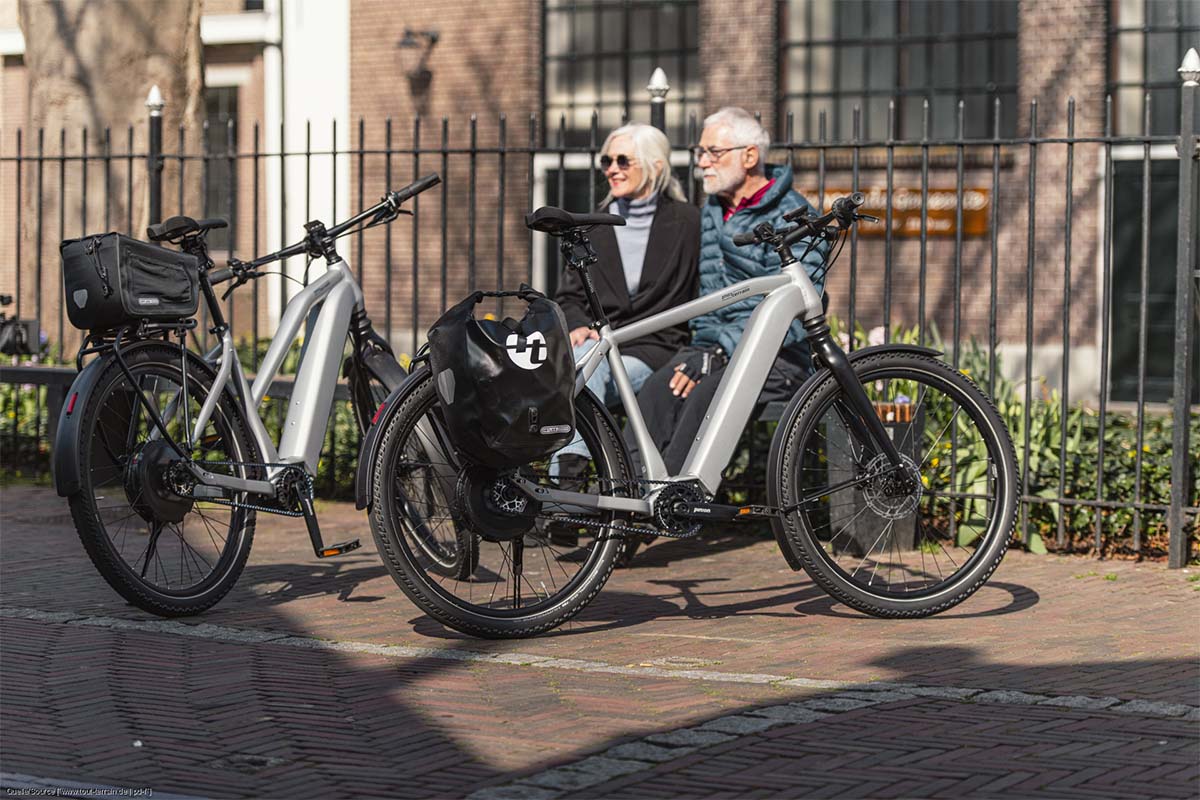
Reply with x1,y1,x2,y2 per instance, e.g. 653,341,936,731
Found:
647,68,669,133
146,84,165,226
1169,48,1199,568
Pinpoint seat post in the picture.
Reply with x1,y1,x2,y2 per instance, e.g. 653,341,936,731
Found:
559,229,609,329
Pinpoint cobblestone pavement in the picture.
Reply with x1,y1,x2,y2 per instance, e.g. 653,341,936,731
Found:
1,485,1197,798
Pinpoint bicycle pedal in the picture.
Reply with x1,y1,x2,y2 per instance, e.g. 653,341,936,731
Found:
316,539,361,558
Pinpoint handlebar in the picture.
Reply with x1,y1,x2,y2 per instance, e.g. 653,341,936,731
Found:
732,192,868,249
233,173,442,272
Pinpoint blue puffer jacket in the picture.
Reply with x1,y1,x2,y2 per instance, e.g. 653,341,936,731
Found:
690,163,828,356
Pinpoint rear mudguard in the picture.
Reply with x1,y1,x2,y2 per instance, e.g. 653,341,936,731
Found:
766,343,943,570
53,339,232,498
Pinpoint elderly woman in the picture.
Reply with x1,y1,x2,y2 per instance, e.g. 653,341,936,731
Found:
552,122,700,485
555,122,700,406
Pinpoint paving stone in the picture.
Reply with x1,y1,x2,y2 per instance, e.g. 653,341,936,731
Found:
1037,695,1122,710
798,696,877,712
900,686,984,700
829,689,917,704
744,704,831,724
644,729,737,748
696,715,779,735
973,690,1048,705
1108,700,1194,718
603,742,686,763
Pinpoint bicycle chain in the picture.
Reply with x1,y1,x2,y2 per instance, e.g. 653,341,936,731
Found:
173,460,313,517
532,475,706,541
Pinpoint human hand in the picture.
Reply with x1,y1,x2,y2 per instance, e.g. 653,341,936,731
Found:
669,367,698,398
670,348,726,398
570,326,599,347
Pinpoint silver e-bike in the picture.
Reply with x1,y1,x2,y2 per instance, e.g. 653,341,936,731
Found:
54,174,444,616
364,193,1019,639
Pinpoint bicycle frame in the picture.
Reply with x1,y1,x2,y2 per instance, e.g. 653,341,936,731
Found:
189,257,363,491
510,257,827,518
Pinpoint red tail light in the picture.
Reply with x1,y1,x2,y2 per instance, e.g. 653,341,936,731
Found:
66,392,78,415
371,401,386,425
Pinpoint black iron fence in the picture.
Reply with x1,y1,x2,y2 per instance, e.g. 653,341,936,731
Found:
2,64,1197,564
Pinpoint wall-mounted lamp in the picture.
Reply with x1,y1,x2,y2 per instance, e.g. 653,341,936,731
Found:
397,28,440,97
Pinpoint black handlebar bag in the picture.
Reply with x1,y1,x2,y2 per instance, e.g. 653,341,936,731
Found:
427,285,576,470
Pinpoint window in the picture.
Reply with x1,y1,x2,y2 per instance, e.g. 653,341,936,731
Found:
778,0,1018,142
1108,0,1200,136
543,0,701,146
204,86,238,252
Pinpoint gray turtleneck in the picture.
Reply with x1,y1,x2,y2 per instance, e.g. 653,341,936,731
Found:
609,193,658,296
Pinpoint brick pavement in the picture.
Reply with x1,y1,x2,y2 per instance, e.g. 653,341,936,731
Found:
1,485,1197,798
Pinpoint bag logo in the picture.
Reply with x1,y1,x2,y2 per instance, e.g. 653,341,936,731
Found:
72,289,88,309
137,296,160,306
505,331,548,370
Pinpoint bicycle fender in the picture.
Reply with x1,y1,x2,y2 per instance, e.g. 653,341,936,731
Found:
54,341,236,498
354,365,431,510
53,339,161,497
765,343,943,570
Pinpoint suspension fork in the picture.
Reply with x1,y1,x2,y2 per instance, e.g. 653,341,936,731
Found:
805,318,903,468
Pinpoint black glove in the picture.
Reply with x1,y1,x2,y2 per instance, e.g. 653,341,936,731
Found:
675,347,727,382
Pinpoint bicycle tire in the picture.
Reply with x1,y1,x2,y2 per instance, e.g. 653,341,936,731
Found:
67,342,259,616
368,369,633,638
772,351,1018,617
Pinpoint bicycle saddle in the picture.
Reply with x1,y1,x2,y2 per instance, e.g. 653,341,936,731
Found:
524,206,625,235
147,215,229,242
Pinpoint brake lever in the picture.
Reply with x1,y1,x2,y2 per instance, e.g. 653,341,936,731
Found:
856,213,881,223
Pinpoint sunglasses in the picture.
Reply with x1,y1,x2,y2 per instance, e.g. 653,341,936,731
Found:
599,154,636,171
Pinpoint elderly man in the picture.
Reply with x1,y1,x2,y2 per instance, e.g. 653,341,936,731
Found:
627,106,829,476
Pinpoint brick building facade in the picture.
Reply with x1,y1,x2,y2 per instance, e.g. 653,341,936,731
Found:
1,0,1195,402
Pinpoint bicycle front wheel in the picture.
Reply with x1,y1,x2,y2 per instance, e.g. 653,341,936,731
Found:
772,351,1018,617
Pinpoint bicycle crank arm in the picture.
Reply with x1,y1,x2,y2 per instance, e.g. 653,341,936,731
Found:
298,495,361,558
508,474,652,516
673,503,779,521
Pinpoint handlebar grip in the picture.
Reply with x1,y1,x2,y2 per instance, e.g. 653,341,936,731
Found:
208,268,234,285
392,173,442,205
831,192,866,223
732,231,759,246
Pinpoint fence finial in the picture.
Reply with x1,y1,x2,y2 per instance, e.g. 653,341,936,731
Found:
1179,48,1200,85
646,67,670,102
145,85,165,117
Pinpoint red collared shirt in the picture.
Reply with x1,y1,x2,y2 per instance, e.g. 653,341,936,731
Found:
722,178,776,221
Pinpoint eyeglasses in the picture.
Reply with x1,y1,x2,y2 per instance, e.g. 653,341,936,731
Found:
692,145,748,163
599,154,636,171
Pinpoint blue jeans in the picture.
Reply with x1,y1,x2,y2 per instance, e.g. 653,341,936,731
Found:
556,339,653,462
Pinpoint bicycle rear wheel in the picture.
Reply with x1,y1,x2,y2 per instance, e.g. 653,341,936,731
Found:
368,369,633,638
771,351,1018,617
68,343,259,616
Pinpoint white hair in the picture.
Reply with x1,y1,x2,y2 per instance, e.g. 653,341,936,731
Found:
703,107,771,175
598,122,687,206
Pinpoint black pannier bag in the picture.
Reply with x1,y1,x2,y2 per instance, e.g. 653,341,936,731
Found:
427,285,576,470
60,232,200,331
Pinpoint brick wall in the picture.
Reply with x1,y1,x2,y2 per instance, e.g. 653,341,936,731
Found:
699,1,776,134
348,0,541,354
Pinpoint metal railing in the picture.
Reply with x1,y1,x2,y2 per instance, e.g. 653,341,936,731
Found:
1,58,1196,563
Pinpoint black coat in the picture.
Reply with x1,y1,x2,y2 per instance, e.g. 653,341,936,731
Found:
555,194,701,371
